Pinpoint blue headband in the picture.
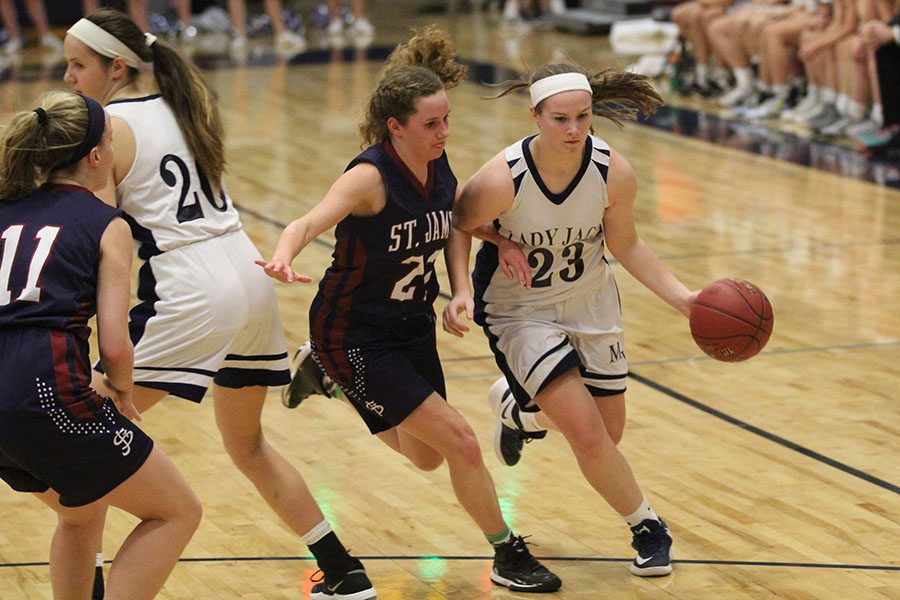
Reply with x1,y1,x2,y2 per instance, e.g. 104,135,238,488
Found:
56,94,106,170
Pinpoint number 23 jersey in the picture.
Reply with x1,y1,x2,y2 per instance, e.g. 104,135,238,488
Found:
106,95,241,254
473,134,614,309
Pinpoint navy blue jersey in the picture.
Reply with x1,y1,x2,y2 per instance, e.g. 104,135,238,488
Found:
311,141,455,346
0,184,121,415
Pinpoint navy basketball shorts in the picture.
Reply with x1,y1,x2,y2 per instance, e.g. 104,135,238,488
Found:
311,316,447,434
0,355,153,507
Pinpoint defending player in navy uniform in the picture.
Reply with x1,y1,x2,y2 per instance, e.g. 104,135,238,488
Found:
63,10,373,599
445,64,702,578
0,91,200,600
258,27,561,594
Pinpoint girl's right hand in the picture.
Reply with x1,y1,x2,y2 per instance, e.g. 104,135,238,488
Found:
497,238,532,288
255,259,313,284
442,292,474,338
103,377,141,422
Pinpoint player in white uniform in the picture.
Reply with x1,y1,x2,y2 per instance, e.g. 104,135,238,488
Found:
63,10,374,600
444,64,700,578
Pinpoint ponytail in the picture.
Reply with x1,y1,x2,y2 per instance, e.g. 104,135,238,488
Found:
0,92,94,201
84,9,225,182
490,63,664,127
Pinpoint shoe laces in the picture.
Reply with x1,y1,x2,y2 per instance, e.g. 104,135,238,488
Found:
309,567,349,591
322,374,338,396
500,535,544,570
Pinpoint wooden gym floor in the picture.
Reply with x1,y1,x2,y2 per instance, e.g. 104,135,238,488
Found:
1,2,897,598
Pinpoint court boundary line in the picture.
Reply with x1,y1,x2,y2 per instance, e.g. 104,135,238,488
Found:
629,371,900,495
2,556,897,571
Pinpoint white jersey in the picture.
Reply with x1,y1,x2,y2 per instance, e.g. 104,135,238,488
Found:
473,134,615,307
104,95,288,400
107,95,242,254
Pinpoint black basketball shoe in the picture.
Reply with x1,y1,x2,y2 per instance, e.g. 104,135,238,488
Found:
282,342,341,409
309,567,376,600
629,519,673,577
488,378,546,466
491,535,562,593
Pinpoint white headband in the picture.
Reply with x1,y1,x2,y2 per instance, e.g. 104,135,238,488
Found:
529,72,592,106
67,18,150,69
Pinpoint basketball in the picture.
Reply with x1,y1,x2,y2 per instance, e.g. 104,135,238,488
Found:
689,278,774,362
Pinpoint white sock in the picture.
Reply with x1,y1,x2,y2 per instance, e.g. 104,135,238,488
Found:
821,88,837,104
733,67,753,90
872,103,883,126
772,84,789,100
302,520,333,546
96,553,104,567
712,66,729,84
805,85,820,102
846,100,866,120
624,497,660,527
695,63,709,86
836,93,850,115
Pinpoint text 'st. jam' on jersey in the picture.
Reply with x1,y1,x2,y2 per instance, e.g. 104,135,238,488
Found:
311,140,456,342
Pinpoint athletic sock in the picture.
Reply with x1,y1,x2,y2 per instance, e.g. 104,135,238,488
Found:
487,525,513,546
624,497,660,527
304,521,358,573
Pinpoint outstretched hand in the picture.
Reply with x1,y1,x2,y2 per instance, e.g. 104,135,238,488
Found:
443,292,474,338
255,259,313,284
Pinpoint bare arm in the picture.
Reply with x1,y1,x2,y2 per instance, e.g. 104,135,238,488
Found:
445,191,473,298
442,194,475,337
96,217,139,419
603,151,695,318
258,163,385,283
452,151,515,233
94,116,136,207
442,153,527,336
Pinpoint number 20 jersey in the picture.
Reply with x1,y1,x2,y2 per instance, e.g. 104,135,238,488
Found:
473,134,615,309
106,95,241,254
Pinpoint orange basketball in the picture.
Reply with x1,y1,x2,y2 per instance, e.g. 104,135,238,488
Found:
689,278,774,361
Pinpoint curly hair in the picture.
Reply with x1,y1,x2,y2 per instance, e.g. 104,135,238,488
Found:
360,26,468,146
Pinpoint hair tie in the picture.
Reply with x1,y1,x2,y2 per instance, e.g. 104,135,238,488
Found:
33,107,48,124
144,32,157,47
55,94,106,170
